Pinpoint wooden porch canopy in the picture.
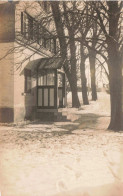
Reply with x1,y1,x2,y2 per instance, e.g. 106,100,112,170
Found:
38,57,62,69
21,57,63,75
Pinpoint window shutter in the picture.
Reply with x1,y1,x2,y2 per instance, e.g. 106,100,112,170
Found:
21,12,23,34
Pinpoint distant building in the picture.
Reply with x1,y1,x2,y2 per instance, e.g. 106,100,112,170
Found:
0,1,66,123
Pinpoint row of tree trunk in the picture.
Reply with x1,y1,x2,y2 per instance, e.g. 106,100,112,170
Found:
51,1,123,131
51,1,97,108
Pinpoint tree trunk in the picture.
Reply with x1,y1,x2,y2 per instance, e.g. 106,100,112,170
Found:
80,45,89,105
70,82,80,108
107,37,122,131
107,1,123,130
69,34,80,108
108,60,122,130
89,50,97,101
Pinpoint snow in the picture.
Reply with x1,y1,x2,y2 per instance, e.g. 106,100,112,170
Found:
0,92,123,196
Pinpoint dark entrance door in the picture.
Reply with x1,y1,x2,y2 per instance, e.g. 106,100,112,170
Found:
58,72,65,108
58,87,63,107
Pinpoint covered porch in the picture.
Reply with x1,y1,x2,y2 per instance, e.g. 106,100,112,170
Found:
23,57,67,121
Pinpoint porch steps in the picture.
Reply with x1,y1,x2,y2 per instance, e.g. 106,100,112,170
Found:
36,108,79,122
36,112,55,121
36,110,70,122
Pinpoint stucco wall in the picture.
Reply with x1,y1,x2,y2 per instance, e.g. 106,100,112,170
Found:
0,1,55,122
0,2,15,42
0,42,52,122
13,0,54,122
0,42,14,122
13,42,50,122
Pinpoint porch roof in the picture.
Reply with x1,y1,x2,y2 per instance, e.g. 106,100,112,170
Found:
21,57,63,75
38,57,62,69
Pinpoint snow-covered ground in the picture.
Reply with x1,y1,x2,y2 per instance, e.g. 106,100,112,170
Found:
0,92,123,196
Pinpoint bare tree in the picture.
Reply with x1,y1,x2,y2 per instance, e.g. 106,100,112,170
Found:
62,1,90,105
92,1,123,130
51,1,80,108
88,20,98,101
78,3,91,105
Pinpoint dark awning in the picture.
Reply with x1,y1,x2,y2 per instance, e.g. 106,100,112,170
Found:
20,57,63,75
38,57,62,69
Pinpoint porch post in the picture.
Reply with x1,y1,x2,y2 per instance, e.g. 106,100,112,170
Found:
36,65,38,108
64,73,67,107
54,69,58,108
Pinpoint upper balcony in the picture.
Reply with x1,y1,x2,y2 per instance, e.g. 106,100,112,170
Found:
0,1,59,57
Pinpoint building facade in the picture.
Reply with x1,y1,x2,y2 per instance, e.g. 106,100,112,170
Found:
0,1,66,123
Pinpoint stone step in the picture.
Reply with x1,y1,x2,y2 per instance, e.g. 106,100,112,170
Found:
36,112,55,121
36,111,71,122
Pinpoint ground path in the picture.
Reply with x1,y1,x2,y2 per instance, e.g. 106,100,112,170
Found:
0,92,123,196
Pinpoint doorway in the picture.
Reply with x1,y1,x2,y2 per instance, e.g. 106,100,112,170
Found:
58,72,65,108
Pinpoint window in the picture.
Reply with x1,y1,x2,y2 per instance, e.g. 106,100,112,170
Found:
24,69,31,93
44,1,48,12
46,39,51,50
34,22,39,43
38,70,55,86
37,70,55,107
42,1,50,13
21,12,34,40
58,73,63,87
21,12,56,53
28,15,33,40
50,38,56,54
38,87,55,107
21,12,28,38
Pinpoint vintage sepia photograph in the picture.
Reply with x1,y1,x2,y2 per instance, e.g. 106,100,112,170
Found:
0,0,123,195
